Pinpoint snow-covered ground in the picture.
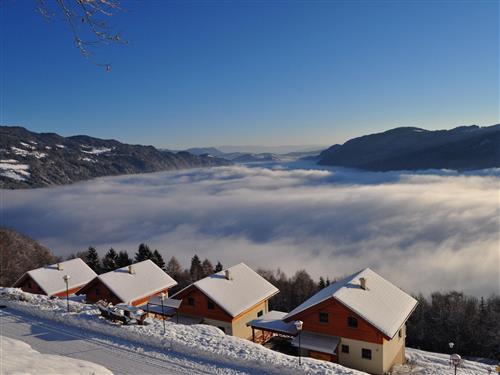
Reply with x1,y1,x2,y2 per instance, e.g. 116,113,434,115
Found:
81,146,113,155
11,145,47,159
1,336,113,375
0,159,31,181
0,288,362,375
0,288,494,375
394,348,495,375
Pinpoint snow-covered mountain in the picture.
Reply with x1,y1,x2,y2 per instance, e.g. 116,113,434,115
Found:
0,126,231,189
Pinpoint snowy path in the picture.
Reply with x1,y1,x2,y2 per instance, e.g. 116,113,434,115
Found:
0,308,258,375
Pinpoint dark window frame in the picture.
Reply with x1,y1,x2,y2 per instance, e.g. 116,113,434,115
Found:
341,345,349,354
361,348,372,360
187,297,195,306
319,311,329,323
257,310,263,317
207,300,215,310
347,316,358,328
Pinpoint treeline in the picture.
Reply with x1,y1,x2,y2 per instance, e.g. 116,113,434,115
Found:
407,292,499,360
68,244,224,293
70,245,499,360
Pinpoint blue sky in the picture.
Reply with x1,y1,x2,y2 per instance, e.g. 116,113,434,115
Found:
1,0,498,149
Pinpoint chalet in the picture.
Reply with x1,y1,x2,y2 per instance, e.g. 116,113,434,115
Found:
77,260,177,306
172,263,279,338
13,258,97,297
282,268,418,375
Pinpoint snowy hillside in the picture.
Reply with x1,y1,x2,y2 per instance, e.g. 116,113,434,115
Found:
0,288,495,374
0,288,363,375
1,336,113,375
0,126,231,189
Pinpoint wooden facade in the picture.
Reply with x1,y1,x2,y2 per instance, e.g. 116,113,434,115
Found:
285,296,387,344
16,274,85,297
176,286,232,322
175,285,270,338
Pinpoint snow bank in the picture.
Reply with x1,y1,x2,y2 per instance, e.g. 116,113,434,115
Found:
0,160,30,181
81,146,113,155
10,146,46,159
401,348,495,374
0,335,113,375
0,288,363,375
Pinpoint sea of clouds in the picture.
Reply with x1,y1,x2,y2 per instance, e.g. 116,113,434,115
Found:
2,164,499,296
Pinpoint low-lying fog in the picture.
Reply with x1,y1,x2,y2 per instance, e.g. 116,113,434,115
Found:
3,164,499,296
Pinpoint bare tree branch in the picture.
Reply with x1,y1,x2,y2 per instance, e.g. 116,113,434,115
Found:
34,0,126,70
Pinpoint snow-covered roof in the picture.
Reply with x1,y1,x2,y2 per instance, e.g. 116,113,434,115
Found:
96,260,177,304
284,268,418,338
247,310,297,335
18,258,96,296
291,331,339,354
175,263,279,318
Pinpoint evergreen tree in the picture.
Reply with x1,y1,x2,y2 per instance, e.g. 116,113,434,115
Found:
116,250,132,267
102,248,118,272
151,249,166,270
135,243,153,262
201,258,214,277
318,276,326,290
189,254,203,281
214,261,223,273
85,246,101,274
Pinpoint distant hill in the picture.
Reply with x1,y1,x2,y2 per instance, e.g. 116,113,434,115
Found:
318,124,500,171
184,147,226,157
0,126,232,189
0,227,56,286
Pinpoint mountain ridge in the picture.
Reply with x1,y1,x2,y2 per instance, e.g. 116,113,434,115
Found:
0,126,231,189
317,124,500,171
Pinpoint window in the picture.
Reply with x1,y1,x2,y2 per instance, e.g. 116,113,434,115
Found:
207,300,215,310
341,345,349,354
319,312,329,323
257,310,263,317
95,287,100,296
347,316,358,328
187,297,195,306
398,329,403,338
361,348,372,360
218,326,226,333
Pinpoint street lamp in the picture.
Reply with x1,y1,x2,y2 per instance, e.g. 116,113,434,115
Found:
294,320,303,366
160,292,166,334
62,274,71,313
448,343,461,375
450,354,461,375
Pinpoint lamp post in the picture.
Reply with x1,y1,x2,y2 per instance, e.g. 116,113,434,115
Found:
294,320,303,366
450,354,461,375
160,292,166,334
62,274,71,313
449,342,461,375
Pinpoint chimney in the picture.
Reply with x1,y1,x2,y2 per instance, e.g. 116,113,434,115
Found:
128,265,135,274
57,263,63,271
224,269,232,280
360,277,367,290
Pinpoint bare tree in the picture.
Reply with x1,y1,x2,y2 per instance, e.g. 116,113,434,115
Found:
35,0,127,69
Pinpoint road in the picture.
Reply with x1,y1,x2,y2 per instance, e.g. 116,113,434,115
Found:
0,308,255,375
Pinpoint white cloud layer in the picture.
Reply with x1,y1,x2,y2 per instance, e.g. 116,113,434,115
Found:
2,164,499,296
